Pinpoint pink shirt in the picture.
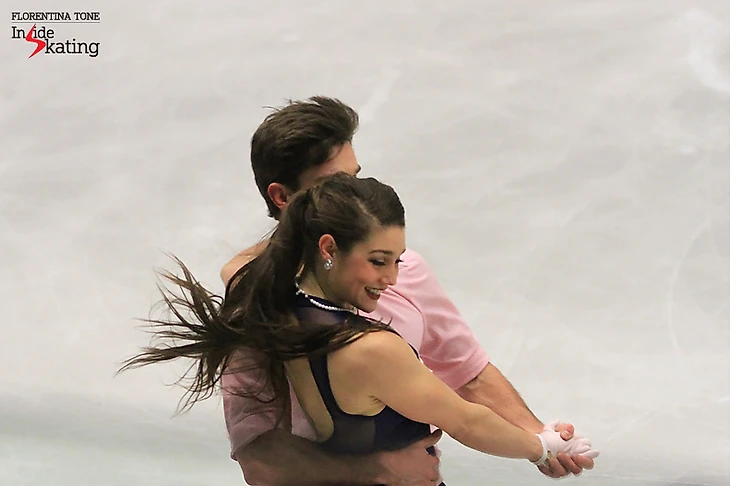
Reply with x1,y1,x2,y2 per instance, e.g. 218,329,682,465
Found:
222,248,490,457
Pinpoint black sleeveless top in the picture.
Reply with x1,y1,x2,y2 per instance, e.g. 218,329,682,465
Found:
293,292,437,456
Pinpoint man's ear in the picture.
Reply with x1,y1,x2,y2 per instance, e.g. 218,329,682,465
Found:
267,182,294,212
318,234,338,261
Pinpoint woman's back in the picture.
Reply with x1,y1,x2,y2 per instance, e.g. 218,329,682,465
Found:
286,291,434,455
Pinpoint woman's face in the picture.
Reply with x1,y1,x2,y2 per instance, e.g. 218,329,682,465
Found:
325,225,405,313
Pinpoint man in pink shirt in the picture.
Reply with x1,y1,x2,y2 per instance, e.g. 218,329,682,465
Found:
220,97,595,485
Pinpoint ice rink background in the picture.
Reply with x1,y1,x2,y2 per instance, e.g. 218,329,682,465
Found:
1,1,728,485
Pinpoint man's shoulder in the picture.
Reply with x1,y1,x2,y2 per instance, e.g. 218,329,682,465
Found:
388,248,451,311
378,248,436,313
395,248,434,285
220,240,270,285
400,248,426,271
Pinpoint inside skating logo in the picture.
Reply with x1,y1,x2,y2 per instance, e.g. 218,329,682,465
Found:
11,11,100,58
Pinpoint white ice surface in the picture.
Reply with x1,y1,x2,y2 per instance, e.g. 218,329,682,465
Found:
1,1,728,485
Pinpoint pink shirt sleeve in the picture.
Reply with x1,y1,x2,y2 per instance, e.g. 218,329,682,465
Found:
221,350,290,459
399,250,490,390
220,250,490,457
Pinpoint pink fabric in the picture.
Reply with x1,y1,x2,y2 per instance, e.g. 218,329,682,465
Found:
222,248,490,458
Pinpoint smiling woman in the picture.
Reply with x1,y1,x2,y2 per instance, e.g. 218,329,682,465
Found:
299,224,406,314
120,171,411,427
119,172,594,485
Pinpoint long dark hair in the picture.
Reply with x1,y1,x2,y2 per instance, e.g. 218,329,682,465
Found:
119,173,405,422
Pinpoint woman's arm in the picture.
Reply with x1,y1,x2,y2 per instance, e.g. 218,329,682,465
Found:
344,331,545,462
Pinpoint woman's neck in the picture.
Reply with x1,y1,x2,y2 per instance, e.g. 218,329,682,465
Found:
297,271,353,311
295,274,357,315
297,273,330,301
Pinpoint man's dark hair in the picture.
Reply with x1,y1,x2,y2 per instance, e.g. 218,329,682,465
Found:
251,96,360,219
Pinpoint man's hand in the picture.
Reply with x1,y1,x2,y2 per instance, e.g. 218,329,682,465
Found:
374,429,443,485
236,427,442,486
536,422,596,479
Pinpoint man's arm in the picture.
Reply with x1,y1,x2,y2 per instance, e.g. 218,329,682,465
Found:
236,428,380,485
401,250,594,476
455,363,542,432
221,240,270,285
236,428,442,486
221,251,442,486
455,363,595,477
223,354,443,486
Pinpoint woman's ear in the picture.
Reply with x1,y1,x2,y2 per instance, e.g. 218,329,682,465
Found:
318,234,338,261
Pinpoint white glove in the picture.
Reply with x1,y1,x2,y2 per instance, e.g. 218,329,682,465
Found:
532,420,600,466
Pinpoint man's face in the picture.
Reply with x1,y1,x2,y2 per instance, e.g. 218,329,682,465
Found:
297,142,362,190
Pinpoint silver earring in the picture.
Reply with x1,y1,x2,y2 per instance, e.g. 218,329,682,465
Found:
324,258,333,271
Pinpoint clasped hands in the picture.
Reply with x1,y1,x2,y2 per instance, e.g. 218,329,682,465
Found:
533,420,599,479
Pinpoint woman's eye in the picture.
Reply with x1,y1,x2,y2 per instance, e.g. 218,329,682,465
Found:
371,259,403,267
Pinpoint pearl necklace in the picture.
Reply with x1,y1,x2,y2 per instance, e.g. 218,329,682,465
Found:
294,281,357,314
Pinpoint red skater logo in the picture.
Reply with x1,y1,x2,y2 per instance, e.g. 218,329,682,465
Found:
25,23,46,58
